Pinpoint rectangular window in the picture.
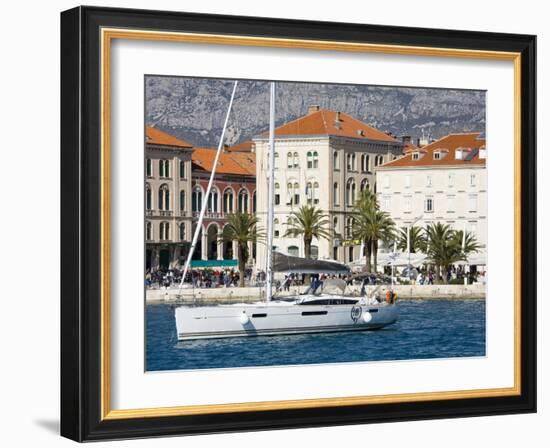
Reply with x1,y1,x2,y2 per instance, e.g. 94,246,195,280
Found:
294,194,300,205
179,161,185,178
448,173,454,187
275,194,280,205
447,195,455,212
433,151,441,160
426,175,432,187
470,173,477,186
468,194,478,212
403,195,412,213
146,159,152,177
383,196,391,210
425,197,434,212
404,175,411,188
383,175,390,188
412,152,420,160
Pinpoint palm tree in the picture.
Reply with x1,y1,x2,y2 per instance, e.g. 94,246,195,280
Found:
218,212,264,287
351,190,396,272
396,225,427,254
284,205,331,259
452,230,482,257
367,210,396,272
424,222,480,284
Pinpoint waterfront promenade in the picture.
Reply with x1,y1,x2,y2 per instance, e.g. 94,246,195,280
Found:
146,283,486,304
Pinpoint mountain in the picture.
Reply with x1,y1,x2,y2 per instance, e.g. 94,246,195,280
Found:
145,76,486,148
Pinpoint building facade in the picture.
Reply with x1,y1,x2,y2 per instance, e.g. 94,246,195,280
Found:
190,148,256,264
145,126,193,270
375,132,487,257
255,106,405,270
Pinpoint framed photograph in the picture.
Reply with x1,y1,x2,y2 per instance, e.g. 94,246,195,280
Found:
60,6,536,441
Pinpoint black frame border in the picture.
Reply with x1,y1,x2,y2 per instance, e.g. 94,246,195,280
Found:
61,6,536,442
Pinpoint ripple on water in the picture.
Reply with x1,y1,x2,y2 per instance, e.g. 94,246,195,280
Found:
145,299,486,371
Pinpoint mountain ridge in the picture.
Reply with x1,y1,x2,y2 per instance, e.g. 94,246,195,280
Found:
145,77,486,148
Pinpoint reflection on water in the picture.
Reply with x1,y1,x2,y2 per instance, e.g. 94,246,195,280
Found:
146,299,485,371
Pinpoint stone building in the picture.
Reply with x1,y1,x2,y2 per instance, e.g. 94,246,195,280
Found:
190,148,256,265
376,132,487,257
145,126,193,270
255,106,405,269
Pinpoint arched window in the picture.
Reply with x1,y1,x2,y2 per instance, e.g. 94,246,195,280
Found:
312,151,319,168
146,158,152,177
346,217,354,238
351,153,356,170
313,181,319,204
179,160,186,178
346,179,356,206
333,216,338,229
238,189,249,213
333,151,339,169
223,188,234,214
158,184,170,210
306,181,318,204
274,183,280,205
179,190,186,211
287,152,293,168
274,152,279,169
252,191,257,212
360,178,370,192
333,182,339,205
274,218,280,238
159,159,170,178
307,151,313,169
208,188,219,212
365,155,370,171
347,154,352,170
286,182,293,205
288,245,299,257
179,223,185,240
146,221,152,240
192,186,202,213
293,182,300,205
146,184,152,210
293,152,299,168
311,245,319,260
160,222,170,241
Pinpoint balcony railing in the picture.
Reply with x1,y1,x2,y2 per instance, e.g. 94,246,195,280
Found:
192,211,225,219
145,210,175,217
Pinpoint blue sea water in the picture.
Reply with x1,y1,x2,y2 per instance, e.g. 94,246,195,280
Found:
146,299,485,371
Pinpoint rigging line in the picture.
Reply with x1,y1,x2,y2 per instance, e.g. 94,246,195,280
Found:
178,80,239,294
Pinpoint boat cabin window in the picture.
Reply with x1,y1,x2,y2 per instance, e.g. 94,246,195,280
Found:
300,298,358,305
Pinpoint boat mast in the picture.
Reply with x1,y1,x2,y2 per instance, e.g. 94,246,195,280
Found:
178,80,239,289
265,82,276,302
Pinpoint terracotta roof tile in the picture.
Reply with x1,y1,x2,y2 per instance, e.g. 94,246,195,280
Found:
378,132,486,169
192,147,256,176
226,140,255,152
259,109,398,142
145,126,193,148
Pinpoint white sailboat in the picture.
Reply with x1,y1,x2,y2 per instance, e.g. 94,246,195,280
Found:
174,81,398,341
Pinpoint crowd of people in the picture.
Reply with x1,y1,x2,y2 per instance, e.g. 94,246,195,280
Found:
145,268,255,289
145,265,486,289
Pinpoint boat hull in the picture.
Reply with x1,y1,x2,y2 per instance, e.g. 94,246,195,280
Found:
175,302,398,340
